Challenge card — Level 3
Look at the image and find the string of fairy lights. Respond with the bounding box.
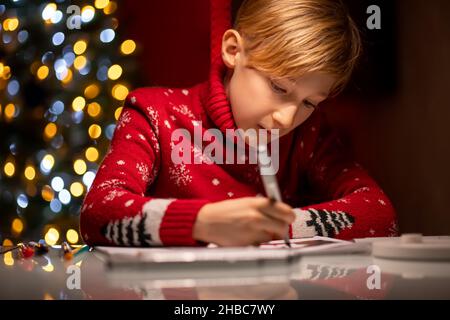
[0,0,138,248]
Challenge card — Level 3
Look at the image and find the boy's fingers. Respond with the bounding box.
[259,203,295,223]
[253,231,273,245]
[257,214,289,238]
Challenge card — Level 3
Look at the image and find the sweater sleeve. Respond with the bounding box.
[79,92,210,247]
[290,112,399,240]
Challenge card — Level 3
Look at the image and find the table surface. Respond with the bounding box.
[1,243,450,300]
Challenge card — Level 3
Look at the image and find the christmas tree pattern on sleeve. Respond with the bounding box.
[291,209,355,238]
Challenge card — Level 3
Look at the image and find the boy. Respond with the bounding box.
[80,0,398,247]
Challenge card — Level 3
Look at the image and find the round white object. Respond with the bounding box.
[372,234,450,261]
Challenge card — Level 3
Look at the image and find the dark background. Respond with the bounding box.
[119,0,450,235]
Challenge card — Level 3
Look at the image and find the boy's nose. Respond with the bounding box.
[271,105,297,129]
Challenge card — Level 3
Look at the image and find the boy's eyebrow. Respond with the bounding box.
[316,93,329,99]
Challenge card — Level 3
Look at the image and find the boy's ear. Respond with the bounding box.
[221,29,245,69]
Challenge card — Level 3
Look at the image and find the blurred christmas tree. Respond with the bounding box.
[0,0,138,245]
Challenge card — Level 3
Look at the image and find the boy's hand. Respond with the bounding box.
[193,197,295,247]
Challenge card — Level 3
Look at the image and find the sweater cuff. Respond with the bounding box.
[160,199,210,246]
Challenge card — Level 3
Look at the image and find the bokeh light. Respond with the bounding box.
[70,182,84,197]
[44,122,57,139]
[4,161,15,177]
[41,185,54,201]
[87,102,101,117]
[24,166,36,180]
[108,64,122,80]
[120,39,136,55]
[85,147,99,162]
[88,124,102,139]
[112,84,128,100]
[72,96,86,111]
[66,229,79,244]
[73,40,87,55]
[12,218,24,234]
[84,83,100,99]
[73,159,87,175]
[44,227,60,246]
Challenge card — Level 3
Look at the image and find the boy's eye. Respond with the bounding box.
[303,100,317,109]
[269,80,288,94]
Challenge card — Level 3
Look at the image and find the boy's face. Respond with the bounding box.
[222,31,336,141]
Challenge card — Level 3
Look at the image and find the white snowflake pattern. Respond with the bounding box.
[117,160,125,165]
[130,96,137,104]
[168,89,174,94]
[309,152,314,159]
[138,134,146,141]
[172,104,196,119]
[136,162,151,183]
[146,106,160,136]
[116,110,131,130]
[182,89,189,96]
[103,189,127,203]
[125,134,132,140]
[150,133,160,153]
[170,115,176,121]
[212,178,220,186]
[124,199,134,207]
[378,199,387,206]
[354,178,360,182]
[369,229,376,235]
[227,192,234,198]
[337,198,350,204]
[164,120,171,129]
[354,187,370,193]
[169,163,192,187]
[364,198,371,203]
[96,179,126,190]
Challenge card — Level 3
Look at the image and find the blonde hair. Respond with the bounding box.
[234,0,362,95]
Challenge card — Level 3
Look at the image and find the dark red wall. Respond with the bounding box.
[119,0,211,87]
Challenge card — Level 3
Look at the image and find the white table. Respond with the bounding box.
[1,239,450,300]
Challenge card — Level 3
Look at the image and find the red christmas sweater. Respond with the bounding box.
[79,57,398,246]
[80,0,398,246]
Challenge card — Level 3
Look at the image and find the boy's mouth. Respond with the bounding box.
[257,124,273,143]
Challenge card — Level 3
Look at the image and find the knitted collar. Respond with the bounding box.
[200,57,237,134]
[200,0,236,134]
